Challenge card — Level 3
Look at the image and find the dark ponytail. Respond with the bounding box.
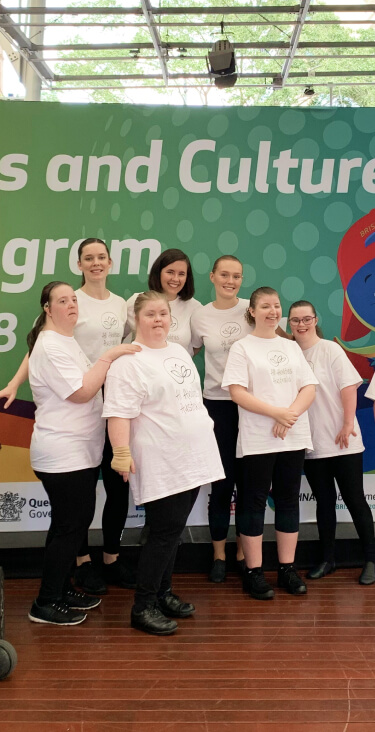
[27,281,70,354]
[77,238,110,286]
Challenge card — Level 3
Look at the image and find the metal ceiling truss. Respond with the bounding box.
[1,1,375,96]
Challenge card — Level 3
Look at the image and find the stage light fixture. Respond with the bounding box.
[304,86,315,96]
[208,40,237,88]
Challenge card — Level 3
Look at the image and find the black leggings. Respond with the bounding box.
[35,467,99,604]
[204,398,240,541]
[238,450,305,537]
[134,487,199,610]
[78,429,130,557]
[304,453,375,563]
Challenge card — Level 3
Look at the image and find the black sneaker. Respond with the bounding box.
[28,600,87,626]
[278,566,307,595]
[158,591,195,618]
[103,560,136,589]
[131,604,178,636]
[359,561,375,585]
[237,558,246,576]
[243,568,274,600]
[209,559,226,583]
[74,562,107,595]
[63,589,102,610]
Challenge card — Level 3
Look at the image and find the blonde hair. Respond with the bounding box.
[245,286,279,326]
[134,290,171,320]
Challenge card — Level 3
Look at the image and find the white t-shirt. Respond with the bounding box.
[302,339,364,459]
[126,293,201,355]
[29,330,105,473]
[365,373,375,401]
[221,334,318,456]
[102,341,224,504]
[74,288,127,363]
[191,299,254,400]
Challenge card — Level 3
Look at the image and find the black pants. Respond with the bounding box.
[78,429,130,557]
[304,453,375,563]
[134,487,199,610]
[35,467,99,604]
[204,398,240,541]
[238,450,305,536]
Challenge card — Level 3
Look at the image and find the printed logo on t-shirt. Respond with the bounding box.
[220,321,241,339]
[101,312,119,330]
[267,350,289,368]
[163,357,195,385]
[267,350,292,384]
[169,316,178,332]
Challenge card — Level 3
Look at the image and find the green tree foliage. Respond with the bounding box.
[42,0,375,106]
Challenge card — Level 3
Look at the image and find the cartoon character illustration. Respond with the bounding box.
[336,209,375,381]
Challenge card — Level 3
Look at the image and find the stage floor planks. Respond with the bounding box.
[1,570,375,731]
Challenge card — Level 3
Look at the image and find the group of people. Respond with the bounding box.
[1,239,375,636]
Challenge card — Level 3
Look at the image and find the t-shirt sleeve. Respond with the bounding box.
[41,341,84,400]
[330,346,363,391]
[190,308,204,349]
[365,373,375,401]
[295,345,319,389]
[102,360,147,419]
[221,341,249,391]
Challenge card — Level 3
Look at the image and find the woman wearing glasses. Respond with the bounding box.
[288,300,375,585]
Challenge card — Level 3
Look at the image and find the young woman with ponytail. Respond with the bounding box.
[26,281,138,625]
[0,238,138,594]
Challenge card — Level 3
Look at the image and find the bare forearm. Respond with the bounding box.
[290,384,316,416]
[340,385,357,426]
[108,417,131,447]
[10,353,29,387]
[68,360,110,403]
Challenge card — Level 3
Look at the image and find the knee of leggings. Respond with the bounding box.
[275,510,299,533]
[238,510,265,537]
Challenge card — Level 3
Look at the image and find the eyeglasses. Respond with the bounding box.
[288,316,316,325]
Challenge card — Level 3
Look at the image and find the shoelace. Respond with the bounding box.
[51,602,70,615]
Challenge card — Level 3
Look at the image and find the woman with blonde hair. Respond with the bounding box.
[103,291,224,635]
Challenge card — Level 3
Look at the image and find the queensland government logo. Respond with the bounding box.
[0,491,26,522]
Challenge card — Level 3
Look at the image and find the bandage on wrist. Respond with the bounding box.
[111,445,132,473]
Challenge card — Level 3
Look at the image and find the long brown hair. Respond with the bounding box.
[27,281,71,354]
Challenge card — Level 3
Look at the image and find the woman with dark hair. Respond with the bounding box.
[289,299,375,584]
[0,238,138,595]
[125,248,200,354]
[191,255,253,582]
[103,291,224,636]
[26,281,137,625]
[222,287,317,600]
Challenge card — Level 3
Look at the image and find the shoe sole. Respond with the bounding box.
[278,583,307,595]
[28,612,87,625]
[306,568,336,580]
[161,608,196,618]
[249,590,274,600]
[67,599,102,610]
[131,620,177,636]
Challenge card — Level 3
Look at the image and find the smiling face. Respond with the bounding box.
[210,259,243,302]
[288,304,318,347]
[77,242,112,283]
[159,260,188,300]
[250,293,282,336]
[135,298,171,346]
[44,284,78,334]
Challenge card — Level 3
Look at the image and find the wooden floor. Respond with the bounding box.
[1,569,375,731]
